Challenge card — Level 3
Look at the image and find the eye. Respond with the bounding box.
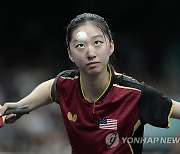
[94,40,103,46]
[75,43,85,48]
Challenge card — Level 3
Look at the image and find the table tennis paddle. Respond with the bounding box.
[0,105,30,128]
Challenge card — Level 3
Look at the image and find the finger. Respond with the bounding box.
[5,114,17,124]
[5,113,23,124]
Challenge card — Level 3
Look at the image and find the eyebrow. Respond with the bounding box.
[92,34,104,39]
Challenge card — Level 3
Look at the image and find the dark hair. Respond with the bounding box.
[66,13,113,48]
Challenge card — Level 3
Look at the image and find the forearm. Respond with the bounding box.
[0,79,55,115]
[18,79,54,110]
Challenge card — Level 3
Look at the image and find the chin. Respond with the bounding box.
[80,64,107,75]
[87,67,106,75]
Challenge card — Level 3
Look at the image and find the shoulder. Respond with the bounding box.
[51,69,79,103]
[55,69,79,80]
[112,68,144,91]
[53,69,79,91]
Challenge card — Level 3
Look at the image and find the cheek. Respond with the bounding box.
[72,53,85,66]
[99,47,111,60]
[98,52,110,65]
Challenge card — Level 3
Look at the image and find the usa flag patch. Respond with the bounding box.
[99,118,118,130]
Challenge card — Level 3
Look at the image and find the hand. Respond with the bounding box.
[5,114,22,124]
[0,102,18,116]
[0,104,7,116]
[0,102,21,124]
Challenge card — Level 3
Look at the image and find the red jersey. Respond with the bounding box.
[51,65,173,154]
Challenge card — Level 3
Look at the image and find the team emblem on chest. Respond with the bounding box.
[67,112,77,122]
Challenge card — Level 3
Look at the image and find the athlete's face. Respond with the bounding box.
[68,24,114,75]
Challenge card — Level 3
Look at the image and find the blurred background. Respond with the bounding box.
[0,0,180,153]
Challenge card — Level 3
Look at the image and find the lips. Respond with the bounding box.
[87,61,100,68]
[87,61,99,65]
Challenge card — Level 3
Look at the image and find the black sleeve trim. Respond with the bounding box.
[51,71,66,104]
[139,84,172,128]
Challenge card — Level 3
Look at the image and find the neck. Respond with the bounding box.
[80,66,111,103]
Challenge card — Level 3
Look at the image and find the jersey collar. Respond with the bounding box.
[79,64,114,103]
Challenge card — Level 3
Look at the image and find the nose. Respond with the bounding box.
[87,46,96,60]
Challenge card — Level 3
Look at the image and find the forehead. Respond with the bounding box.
[72,23,103,38]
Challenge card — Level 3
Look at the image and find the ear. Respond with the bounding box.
[109,41,114,56]
[67,47,74,62]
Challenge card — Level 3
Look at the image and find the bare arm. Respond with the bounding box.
[171,100,180,119]
[0,78,55,116]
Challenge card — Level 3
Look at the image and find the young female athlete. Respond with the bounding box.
[0,13,180,154]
